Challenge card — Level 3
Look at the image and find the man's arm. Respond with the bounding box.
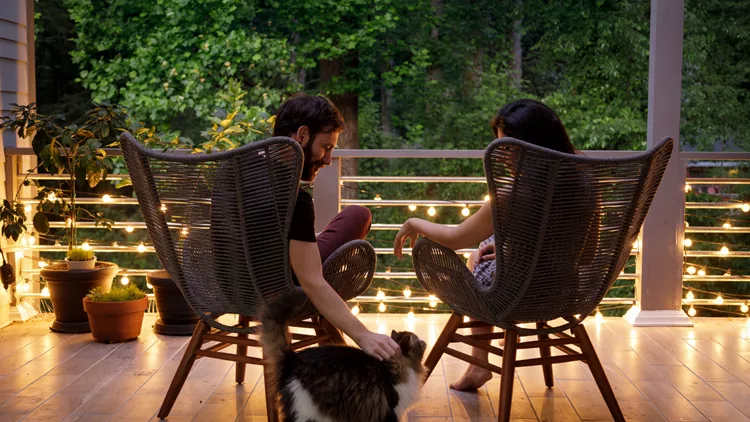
[289,239,400,360]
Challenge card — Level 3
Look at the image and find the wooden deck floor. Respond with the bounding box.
[0,314,749,421]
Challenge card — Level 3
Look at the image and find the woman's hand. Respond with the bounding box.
[394,218,421,260]
[475,242,496,266]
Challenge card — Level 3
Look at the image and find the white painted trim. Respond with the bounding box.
[623,308,693,327]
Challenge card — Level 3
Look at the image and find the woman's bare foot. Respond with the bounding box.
[450,364,493,391]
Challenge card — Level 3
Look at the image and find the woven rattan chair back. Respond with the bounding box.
[483,137,673,324]
[120,133,303,332]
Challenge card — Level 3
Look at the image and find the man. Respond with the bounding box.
[273,93,399,361]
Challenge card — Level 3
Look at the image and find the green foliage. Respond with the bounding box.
[87,284,146,302]
[66,247,94,261]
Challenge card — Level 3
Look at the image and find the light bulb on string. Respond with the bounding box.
[81,242,91,251]
[146,282,153,289]
[180,227,189,236]
[137,243,146,253]
[403,287,412,298]
[463,315,470,323]
[407,309,416,322]
[38,260,48,268]
[574,314,581,319]
[351,304,360,315]
[683,238,692,248]
[66,218,73,228]
[429,295,438,308]
[160,204,167,212]
[112,242,119,247]
[740,303,749,314]
[461,207,470,217]
[633,239,640,249]
[743,203,750,213]
[686,289,695,302]
[483,195,490,202]
[41,286,50,297]
[47,192,57,201]
[23,204,32,213]
[698,268,706,277]
[684,184,692,193]
[725,269,732,276]
[376,289,385,299]
[427,207,436,217]
[378,302,386,313]
[686,266,697,275]
[688,306,697,317]
[28,234,36,245]
[20,282,30,293]
[120,276,130,285]
[723,222,732,229]
[102,194,113,203]
[408,204,417,212]
[595,309,603,322]
[685,221,690,228]
[720,246,729,255]
[374,194,382,201]
[714,294,724,305]
[463,252,471,259]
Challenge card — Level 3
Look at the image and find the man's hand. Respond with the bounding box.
[393,218,420,260]
[475,242,496,266]
[354,331,400,361]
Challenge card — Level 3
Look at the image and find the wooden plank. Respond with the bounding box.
[691,400,750,422]
[557,379,615,421]
[708,382,750,418]
[652,364,724,402]
[685,338,750,385]
[528,397,581,422]
[0,332,74,375]
[486,376,538,420]
[606,350,665,381]
[633,381,707,421]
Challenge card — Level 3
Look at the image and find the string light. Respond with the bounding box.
[698,268,706,277]
[688,306,697,317]
[407,309,416,321]
[160,204,167,212]
[723,222,732,229]
[483,195,490,202]
[685,289,695,302]
[112,242,119,247]
[374,194,382,201]
[38,261,48,268]
[686,266,697,275]
[595,309,603,322]
[47,192,57,201]
[633,239,640,249]
[28,234,36,245]
[378,302,386,312]
[463,315,470,323]
[683,238,693,248]
[463,252,471,259]
[408,204,417,211]
[125,226,135,233]
[146,282,153,289]
[574,314,581,319]
[714,294,724,305]
[427,207,436,217]
[351,304,360,315]
[102,194,113,203]
[137,243,146,253]
[461,207,470,217]
[743,203,750,213]
[81,242,91,251]
[180,227,189,236]
[429,295,438,308]
[724,269,732,276]
[740,303,749,314]
[685,221,690,228]
[403,287,412,298]
[376,289,385,299]
[41,286,50,297]
[23,204,31,212]
[20,283,30,293]
[120,276,130,285]
[66,218,72,227]
[684,184,692,193]
[720,246,729,255]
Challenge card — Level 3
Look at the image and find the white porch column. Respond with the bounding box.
[625,0,691,327]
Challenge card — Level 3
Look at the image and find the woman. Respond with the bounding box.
[393,99,578,391]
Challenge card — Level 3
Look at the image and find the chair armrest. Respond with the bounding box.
[294,239,376,319]
[412,237,492,319]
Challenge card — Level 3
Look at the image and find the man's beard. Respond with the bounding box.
[301,142,325,182]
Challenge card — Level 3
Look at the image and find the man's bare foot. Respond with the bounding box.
[450,364,493,391]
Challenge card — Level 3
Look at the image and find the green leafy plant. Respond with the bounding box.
[66,247,94,261]
[87,284,146,302]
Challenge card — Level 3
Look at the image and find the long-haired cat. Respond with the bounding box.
[261,291,427,422]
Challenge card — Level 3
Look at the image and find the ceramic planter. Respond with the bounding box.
[41,262,119,333]
[148,270,198,335]
[65,257,97,270]
[83,296,148,342]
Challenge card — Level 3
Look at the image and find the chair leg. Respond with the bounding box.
[573,325,625,422]
[157,321,208,419]
[423,312,462,379]
[498,330,518,422]
[263,360,279,422]
[236,315,251,383]
[320,315,346,345]
[536,322,554,388]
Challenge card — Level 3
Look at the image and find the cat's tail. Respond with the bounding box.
[260,289,307,363]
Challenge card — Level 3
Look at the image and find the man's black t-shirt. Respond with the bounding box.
[289,188,316,242]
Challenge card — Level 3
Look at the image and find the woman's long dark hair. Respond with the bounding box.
[491,99,576,154]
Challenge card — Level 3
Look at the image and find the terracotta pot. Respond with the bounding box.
[83,296,148,342]
[65,256,97,270]
[148,270,198,335]
[41,262,119,333]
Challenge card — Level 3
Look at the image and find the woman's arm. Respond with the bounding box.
[393,202,494,259]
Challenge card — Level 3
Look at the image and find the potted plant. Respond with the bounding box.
[0,103,121,333]
[147,270,198,335]
[84,284,148,342]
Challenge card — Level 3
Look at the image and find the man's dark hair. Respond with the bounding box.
[273,93,345,139]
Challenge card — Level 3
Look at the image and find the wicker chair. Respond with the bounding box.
[413,137,674,422]
[119,133,376,421]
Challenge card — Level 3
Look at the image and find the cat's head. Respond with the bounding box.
[391,330,427,364]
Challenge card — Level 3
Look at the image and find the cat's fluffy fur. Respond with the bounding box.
[261,291,427,422]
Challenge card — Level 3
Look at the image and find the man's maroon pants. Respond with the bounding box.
[316,205,372,263]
